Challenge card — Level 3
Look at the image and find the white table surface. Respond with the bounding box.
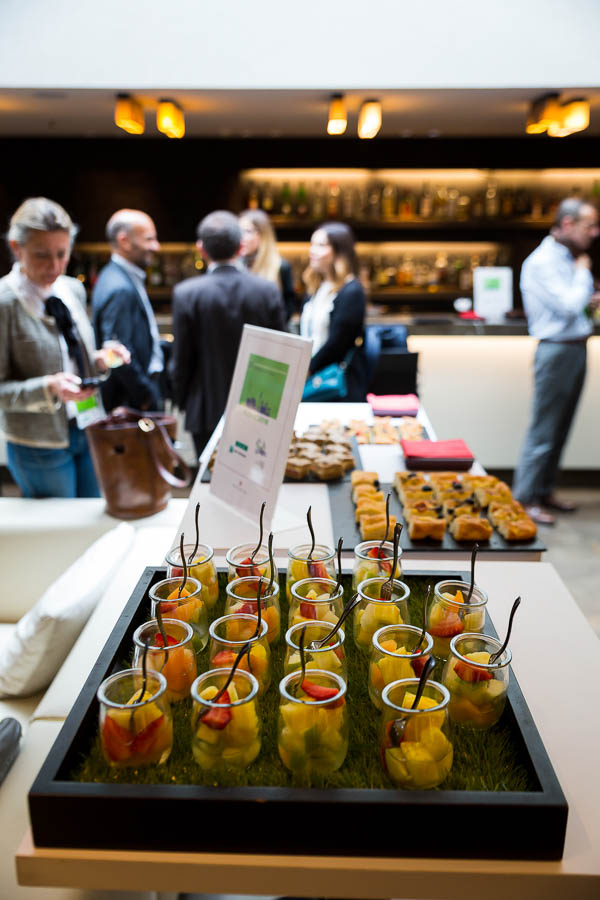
[17,560,600,898]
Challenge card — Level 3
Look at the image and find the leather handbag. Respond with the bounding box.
[86,407,191,519]
[302,347,356,402]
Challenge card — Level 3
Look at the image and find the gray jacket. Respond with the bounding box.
[0,276,97,448]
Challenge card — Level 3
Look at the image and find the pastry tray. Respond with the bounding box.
[329,481,547,554]
[28,567,566,860]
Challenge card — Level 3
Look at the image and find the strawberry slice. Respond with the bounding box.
[152,633,178,647]
[158,600,179,615]
[410,654,430,677]
[308,560,329,579]
[201,690,233,730]
[238,600,264,614]
[211,650,236,667]
[102,715,133,761]
[132,714,165,755]
[428,612,464,638]
[367,547,392,574]
[299,601,317,620]
[236,557,263,577]
[301,678,344,707]
[454,660,493,683]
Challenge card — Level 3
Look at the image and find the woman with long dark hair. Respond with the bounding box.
[300,222,367,401]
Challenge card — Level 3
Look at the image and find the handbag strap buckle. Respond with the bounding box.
[138,417,156,433]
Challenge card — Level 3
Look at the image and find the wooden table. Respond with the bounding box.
[17,561,600,898]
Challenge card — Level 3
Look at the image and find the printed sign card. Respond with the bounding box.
[473,267,513,320]
[210,325,312,530]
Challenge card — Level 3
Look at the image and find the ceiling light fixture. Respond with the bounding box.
[358,100,382,139]
[526,92,590,137]
[114,93,145,135]
[327,94,347,135]
[157,99,185,139]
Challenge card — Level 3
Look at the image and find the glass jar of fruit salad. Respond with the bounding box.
[380,678,453,789]
[369,624,433,711]
[286,543,336,602]
[209,614,271,695]
[226,542,276,585]
[191,668,261,770]
[225,575,281,645]
[354,576,410,652]
[278,669,348,778]
[149,576,208,654]
[97,668,173,768]
[288,577,344,629]
[353,540,402,591]
[165,542,219,611]
[284,621,347,682]
[443,633,511,729]
[132,618,197,703]
[427,580,488,660]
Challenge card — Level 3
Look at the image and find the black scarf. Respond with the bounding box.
[44,296,90,377]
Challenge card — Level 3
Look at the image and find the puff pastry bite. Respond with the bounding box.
[408,516,446,541]
[359,514,397,541]
[449,515,493,542]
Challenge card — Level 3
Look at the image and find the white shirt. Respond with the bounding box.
[300,281,338,355]
[520,235,594,341]
[111,253,164,374]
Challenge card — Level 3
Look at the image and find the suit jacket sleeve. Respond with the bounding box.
[94,288,158,408]
[279,259,297,320]
[268,282,288,333]
[309,280,365,374]
[170,286,196,410]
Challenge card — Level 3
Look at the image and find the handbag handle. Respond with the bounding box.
[137,417,191,489]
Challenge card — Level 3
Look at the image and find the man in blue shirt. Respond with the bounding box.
[513,198,599,525]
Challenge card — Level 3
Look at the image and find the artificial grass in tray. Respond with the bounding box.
[71,572,537,792]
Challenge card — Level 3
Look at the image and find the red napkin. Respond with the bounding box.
[458,311,485,320]
[400,439,474,470]
[367,393,420,417]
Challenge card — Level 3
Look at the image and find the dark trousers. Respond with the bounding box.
[7,421,100,499]
[192,431,213,460]
[513,340,587,505]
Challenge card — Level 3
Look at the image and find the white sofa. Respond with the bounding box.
[0,497,188,900]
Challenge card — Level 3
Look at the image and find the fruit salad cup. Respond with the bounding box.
[427,580,488,660]
[132,619,197,703]
[97,668,173,768]
[166,542,219,612]
[224,575,281,646]
[278,669,348,778]
[286,543,336,602]
[284,621,347,682]
[353,540,403,591]
[191,668,261,770]
[443,633,511,729]
[380,678,453,790]
[369,624,434,711]
[354,576,410,652]
[209,614,272,695]
[226,542,276,585]
[289,577,344,629]
[149,576,208,654]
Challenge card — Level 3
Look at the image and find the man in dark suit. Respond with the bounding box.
[171,210,287,457]
[92,209,164,411]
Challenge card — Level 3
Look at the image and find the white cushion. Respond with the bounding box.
[33,526,176,722]
[0,524,135,699]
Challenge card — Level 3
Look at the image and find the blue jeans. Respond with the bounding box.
[7,422,101,498]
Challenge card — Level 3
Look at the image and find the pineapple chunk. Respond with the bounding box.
[465,651,491,665]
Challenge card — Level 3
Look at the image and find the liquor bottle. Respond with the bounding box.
[456,193,471,220]
[355,186,369,220]
[447,187,459,220]
[326,181,340,218]
[514,188,531,217]
[397,255,415,287]
[147,258,163,288]
[280,181,293,216]
[458,258,473,293]
[163,254,180,287]
[418,183,433,219]
[399,191,416,219]
[296,182,309,217]
[434,185,449,219]
[312,182,325,220]
[382,257,398,286]
[341,184,356,219]
[261,181,275,213]
[180,251,197,279]
[434,251,449,285]
[530,192,543,219]
[381,183,397,219]
[471,190,485,218]
[368,184,382,220]
[450,257,464,287]
[247,182,260,210]
[500,187,514,218]
[484,180,500,217]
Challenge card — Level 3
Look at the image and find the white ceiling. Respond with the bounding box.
[1,88,599,138]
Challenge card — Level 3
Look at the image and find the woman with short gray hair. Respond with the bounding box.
[0,197,129,497]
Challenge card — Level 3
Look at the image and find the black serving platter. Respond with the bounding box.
[28,567,566,860]
[329,481,547,554]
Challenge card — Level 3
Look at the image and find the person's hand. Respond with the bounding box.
[575,253,592,269]
[47,372,95,404]
[95,342,131,371]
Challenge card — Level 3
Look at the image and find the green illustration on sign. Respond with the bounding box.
[239,354,289,420]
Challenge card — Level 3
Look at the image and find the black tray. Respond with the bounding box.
[329,481,547,554]
[28,567,566,860]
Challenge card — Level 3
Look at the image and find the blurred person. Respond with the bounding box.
[92,209,164,411]
[239,208,297,320]
[171,210,287,458]
[300,222,368,401]
[513,197,600,525]
[0,197,129,498]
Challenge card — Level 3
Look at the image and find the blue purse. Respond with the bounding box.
[302,347,355,402]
